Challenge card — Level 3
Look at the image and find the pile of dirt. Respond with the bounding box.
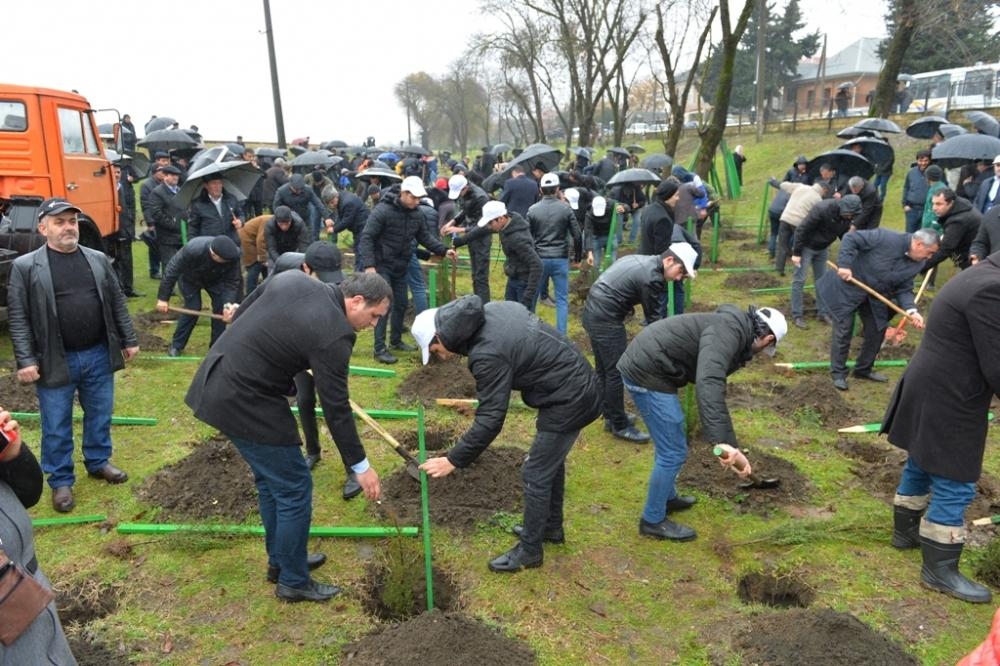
[0,365,39,412]
[135,436,258,522]
[732,607,920,665]
[375,446,524,529]
[135,328,169,352]
[342,609,535,665]
[678,439,810,516]
[723,271,782,290]
[727,376,859,428]
[131,310,175,328]
[397,357,477,405]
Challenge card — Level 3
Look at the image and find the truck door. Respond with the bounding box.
[56,106,117,240]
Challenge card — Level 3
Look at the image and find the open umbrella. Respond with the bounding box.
[481,143,563,192]
[377,152,400,163]
[608,146,631,158]
[626,144,646,154]
[290,151,340,168]
[400,145,429,156]
[836,125,884,139]
[837,82,853,90]
[807,149,874,181]
[570,147,593,158]
[897,73,916,83]
[356,167,402,183]
[931,134,1000,169]
[965,111,1000,138]
[188,146,239,174]
[839,138,894,169]
[175,160,263,208]
[641,153,673,170]
[938,123,967,140]
[854,117,902,134]
[905,116,950,139]
[326,140,348,148]
[137,128,200,154]
[488,143,512,155]
[224,142,246,156]
[606,168,662,186]
[144,116,176,133]
[98,122,133,139]
[255,147,286,159]
[288,145,308,156]
[126,151,150,178]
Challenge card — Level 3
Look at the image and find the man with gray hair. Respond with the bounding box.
[847,175,884,230]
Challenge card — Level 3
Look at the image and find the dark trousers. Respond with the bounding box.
[373,269,409,354]
[518,429,579,557]
[830,301,883,379]
[582,315,629,429]
[114,238,134,293]
[171,280,233,351]
[293,371,320,457]
[468,235,492,303]
[775,221,795,275]
[158,243,181,278]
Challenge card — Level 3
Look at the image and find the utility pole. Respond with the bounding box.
[262,0,286,148]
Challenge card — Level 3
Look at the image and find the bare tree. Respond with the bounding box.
[394,73,442,149]
[438,61,489,158]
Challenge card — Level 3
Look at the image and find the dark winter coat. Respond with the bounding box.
[147,183,185,246]
[527,195,582,260]
[583,254,665,325]
[969,206,1000,261]
[923,195,981,272]
[262,165,288,204]
[815,229,924,330]
[264,212,310,263]
[273,181,325,226]
[451,183,493,256]
[851,180,884,231]
[157,236,242,302]
[616,304,758,446]
[187,191,244,243]
[901,165,929,208]
[639,200,674,255]
[881,252,1000,482]
[331,190,369,238]
[358,186,450,276]
[454,213,542,308]
[792,199,851,255]
[434,297,600,468]
[186,270,367,465]
[499,174,539,218]
[973,175,999,214]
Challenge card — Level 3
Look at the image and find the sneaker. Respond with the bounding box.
[539,297,556,308]
[793,317,808,330]
[390,341,418,352]
[374,351,398,365]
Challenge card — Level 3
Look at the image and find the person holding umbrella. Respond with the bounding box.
[187,173,245,244]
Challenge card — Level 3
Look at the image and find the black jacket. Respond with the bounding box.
[157,236,242,301]
[852,180,884,231]
[8,245,137,387]
[527,195,582,261]
[272,182,325,224]
[617,304,757,446]
[358,186,450,276]
[583,254,665,325]
[792,199,851,255]
[434,297,600,468]
[331,191,369,237]
[924,196,981,272]
[451,184,493,256]
[264,212,311,263]
[499,175,539,218]
[187,191,245,243]
[148,183,185,246]
[456,213,542,308]
[185,270,367,465]
[639,200,674,255]
[969,206,1000,261]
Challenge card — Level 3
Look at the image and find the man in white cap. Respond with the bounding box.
[526,172,582,333]
[617,304,787,542]
[411,295,600,573]
[582,244,697,444]
[446,173,493,303]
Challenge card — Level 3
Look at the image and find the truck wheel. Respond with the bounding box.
[77,216,105,253]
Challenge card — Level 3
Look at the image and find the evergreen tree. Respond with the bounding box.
[878,0,1000,73]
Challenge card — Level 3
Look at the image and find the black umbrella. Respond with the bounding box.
[938,123,967,140]
[288,145,308,156]
[175,160,263,208]
[854,117,902,134]
[905,116,949,139]
[606,168,662,186]
[327,140,348,148]
[98,122,133,138]
[641,153,674,170]
[965,111,1000,138]
[356,167,402,183]
[224,142,246,156]
[807,149,874,181]
[489,143,563,188]
[137,128,200,154]
[400,144,430,156]
[144,116,176,133]
[188,146,236,174]
[608,146,631,158]
[931,134,1000,169]
[570,147,593,158]
[255,147,286,159]
[290,151,341,168]
[126,151,150,178]
[838,138,894,169]
[837,82,853,90]
[836,125,883,139]
[626,144,646,154]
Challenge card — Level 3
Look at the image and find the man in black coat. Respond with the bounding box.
[846,176,884,230]
[583,244,697,444]
[617,305,786,541]
[498,165,539,218]
[264,205,311,267]
[147,165,186,274]
[816,228,939,391]
[413,296,601,572]
[447,174,493,303]
[922,187,981,273]
[112,160,141,297]
[638,180,701,318]
[880,252,1000,604]
[186,271,391,602]
[358,177,456,364]
[325,188,369,269]
[273,173,332,240]
[969,205,1000,264]
[139,156,171,278]
[187,174,245,244]
[156,235,242,354]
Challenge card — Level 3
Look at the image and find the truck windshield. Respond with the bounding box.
[58,107,101,155]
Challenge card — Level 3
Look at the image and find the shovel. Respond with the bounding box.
[349,399,422,481]
[883,268,934,347]
[825,261,919,325]
[713,445,780,490]
[167,305,226,321]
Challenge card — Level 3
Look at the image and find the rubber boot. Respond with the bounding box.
[920,537,992,604]
[892,506,922,549]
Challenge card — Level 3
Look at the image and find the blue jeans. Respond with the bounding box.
[245,262,265,297]
[874,174,890,201]
[36,343,115,488]
[230,436,313,587]
[624,379,688,524]
[407,254,428,315]
[904,206,924,233]
[534,258,569,333]
[504,277,535,311]
[896,457,976,526]
[592,236,617,270]
[518,429,579,557]
[628,210,641,243]
[791,246,828,319]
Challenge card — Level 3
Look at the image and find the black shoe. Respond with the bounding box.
[511,524,565,544]
[920,538,992,603]
[374,351,398,364]
[390,341,418,352]
[853,371,888,383]
[267,553,328,584]
[603,414,638,432]
[52,486,75,513]
[342,472,362,501]
[639,518,697,541]
[612,426,651,443]
[124,290,144,298]
[305,453,320,470]
[818,314,834,325]
[150,274,161,280]
[832,377,849,391]
[666,495,697,512]
[87,463,129,484]
[167,347,182,358]
[275,579,341,602]
[793,317,808,330]
[488,544,543,573]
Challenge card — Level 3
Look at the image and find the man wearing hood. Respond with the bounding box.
[922,188,981,274]
[413,296,601,573]
[617,305,787,541]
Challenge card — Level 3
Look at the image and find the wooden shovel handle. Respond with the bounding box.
[825,261,913,320]
[348,399,420,465]
[167,305,225,321]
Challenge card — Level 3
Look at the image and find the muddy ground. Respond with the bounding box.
[397,357,477,405]
[56,577,129,665]
[0,363,39,413]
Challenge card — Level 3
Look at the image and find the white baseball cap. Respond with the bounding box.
[411,308,439,365]
[592,196,607,216]
[668,242,698,279]
[540,172,560,188]
[447,174,468,200]
[755,307,788,357]
[564,188,580,210]
[400,176,427,197]
[478,200,508,227]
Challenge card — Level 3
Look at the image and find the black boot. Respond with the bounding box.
[892,506,922,549]
[342,464,362,501]
[920,538,992,603]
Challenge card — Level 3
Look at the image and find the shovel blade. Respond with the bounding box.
[738,476,781,490]
[405,461,422,481]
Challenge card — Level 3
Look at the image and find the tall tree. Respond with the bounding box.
[870,0,919,117]
[877,0,1000,73]
[394,73,442,149]
[438,63,489,158]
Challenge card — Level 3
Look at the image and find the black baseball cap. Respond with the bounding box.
[37,197,81,220]
[303,241,344,284]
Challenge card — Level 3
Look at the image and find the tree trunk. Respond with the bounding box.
[871,0,919,118]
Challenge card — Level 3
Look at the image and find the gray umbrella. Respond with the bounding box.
[905,116,950,139]
[608,146,631,158]
[488,143,512,155]
[838,138,894,169]
[606,168,662,186]
[255,147,286,159]
[144,116,176,133]
[836,125,883,139]
[401,144,430,156]
[288,145,308,156]
[931,134,1000,169]
[641,153,674,170]
[291,151,340,168]
[189,146,241,174]
[356,167,402,183]
[327,140,348,148]
[175,160,263,208]
[854,117,902,134]
[965,111,1000,138]
[126,151,150,178]
[807,149,875,181]
[626,144,646,154]
[938,123,967,140]
[897,73,916,83]
[137,128,200,154]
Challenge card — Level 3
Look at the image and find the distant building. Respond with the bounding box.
[787,37,883,116]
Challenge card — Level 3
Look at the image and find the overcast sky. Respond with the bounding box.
[4,0,886,146]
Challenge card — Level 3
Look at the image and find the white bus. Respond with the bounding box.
[905,61,1000,113]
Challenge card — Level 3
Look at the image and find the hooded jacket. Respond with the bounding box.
[923,195,981,272]
[359,185,450,276]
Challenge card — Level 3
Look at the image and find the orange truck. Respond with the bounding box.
[0,83,121,309]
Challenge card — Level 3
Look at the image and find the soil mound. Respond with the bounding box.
[376,446,524,529]
[733,607,919,665]
[723,271,781,290]
[134,328,169,352]
[0,364,39,412]
[397,357,477,405]
[779,375,859,426]
[135,436,258,522]
[342,609,535,665]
